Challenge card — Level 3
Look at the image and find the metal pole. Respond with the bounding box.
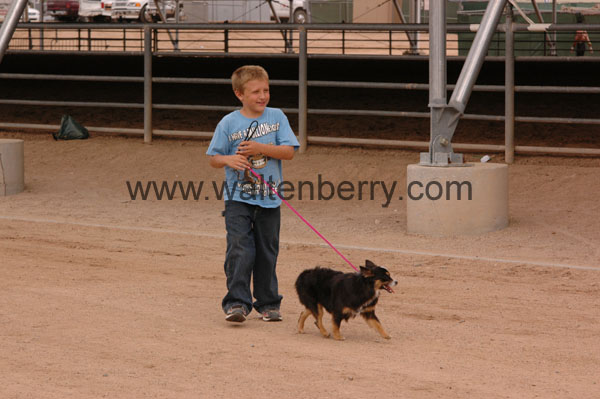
[0,0,30,64]
[392,0,417,51]
[40,0,45,50]
[224,21,229,53]
[152,0,177,48]
[429,0,446,108]
[298,27,307,153]
[449,0,507,113]
[266,0,292,50]
[144,26,153,143]
[421,0,448,165]
[415,0,421,51]
[552,0,557,53]
[505,4,515,164]
[288,0,293,50]
[530,0,555,55]
[409,0,418,54]
[175,0,180,50]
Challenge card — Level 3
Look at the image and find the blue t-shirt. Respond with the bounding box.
[207,107,300,208]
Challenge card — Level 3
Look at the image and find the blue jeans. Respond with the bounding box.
[222,200,282,315]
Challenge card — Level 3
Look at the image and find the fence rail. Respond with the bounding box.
[7,22,600,56]
[1,22,600,159]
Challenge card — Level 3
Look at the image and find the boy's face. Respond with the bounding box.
[235,78,270,118]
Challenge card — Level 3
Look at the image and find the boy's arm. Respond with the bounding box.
[209,154,251,170]
[236,141,295,160]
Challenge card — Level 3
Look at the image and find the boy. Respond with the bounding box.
[207,65,299,323]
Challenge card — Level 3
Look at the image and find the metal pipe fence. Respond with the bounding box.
[1,22,600,158]
[6,22,600,56]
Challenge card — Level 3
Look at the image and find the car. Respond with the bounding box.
[46,0,79,21]
[270,0,307,24]
[19,6,40,22]
[112,0,176,23]
[27,7,40,21]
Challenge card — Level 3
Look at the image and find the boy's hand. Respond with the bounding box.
[226,154,251,171]
[237,141,264,157]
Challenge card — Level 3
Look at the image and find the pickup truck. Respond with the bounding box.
[46,0,79,21]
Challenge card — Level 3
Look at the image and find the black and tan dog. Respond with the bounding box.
[295,260,397,341]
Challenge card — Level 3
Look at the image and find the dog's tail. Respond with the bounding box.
[295,268,320,316]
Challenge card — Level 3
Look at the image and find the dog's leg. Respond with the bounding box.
[316,304,330,338]
[361,310,391,339]
[297,308,312,334]
[331,313,345,341]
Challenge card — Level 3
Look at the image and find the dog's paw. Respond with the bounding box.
[333,334,345,341]
[383,335,392,340]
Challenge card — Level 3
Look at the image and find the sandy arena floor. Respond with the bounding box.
[0,132,599,398]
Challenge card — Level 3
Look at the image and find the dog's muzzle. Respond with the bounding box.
[382,280,398,293]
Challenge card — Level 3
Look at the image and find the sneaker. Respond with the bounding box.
[225,306,246,323]
[262,309,282,322]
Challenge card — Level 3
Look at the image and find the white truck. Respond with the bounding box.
[100,0,113,20]
[78,0,105,21]
[111,0,177,22]
[270,0,307,23]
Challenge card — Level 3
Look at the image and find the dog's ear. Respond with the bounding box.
[360,266,374,277]
[365,259,376,268]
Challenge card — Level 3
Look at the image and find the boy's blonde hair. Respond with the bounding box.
[231,65,269,94]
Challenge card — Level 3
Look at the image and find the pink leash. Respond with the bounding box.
[249,168,358,272]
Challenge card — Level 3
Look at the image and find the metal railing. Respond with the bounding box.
[7,21,600,56]
[1,22,600,160]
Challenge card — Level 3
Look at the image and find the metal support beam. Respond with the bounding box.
[421,0,455,165]
[266,0,293,53]
[530,0,555,55]
[298,27,307,153]
[153,0,178,50]
[144,26,153,143]
[505,4,515,163]
[391,0,417,52]
[552,0,557,54]
[288,0,293,49]
[421,0,508,166]
[409,0,420,54]
[0,0,29,64]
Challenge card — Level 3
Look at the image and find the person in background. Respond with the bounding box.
[571,13,593,56]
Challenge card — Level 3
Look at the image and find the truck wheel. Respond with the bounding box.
[140,4,153,23]
[293,8,307,24]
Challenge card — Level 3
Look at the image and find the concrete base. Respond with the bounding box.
[406,163,508,236]
[0,139,25,196]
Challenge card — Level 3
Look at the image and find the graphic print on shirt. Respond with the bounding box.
[235,134,277,198]
[228,122,281,143]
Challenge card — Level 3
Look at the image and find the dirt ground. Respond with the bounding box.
[0,131,599,398]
